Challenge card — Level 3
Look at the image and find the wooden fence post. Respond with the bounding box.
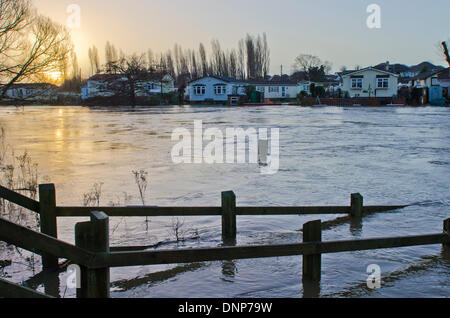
[303,220,322,281]
[222,191,237,246]
[350,193,363,218]
[444,219,450,250]
[39,184,58,270]
[75,211,110,298]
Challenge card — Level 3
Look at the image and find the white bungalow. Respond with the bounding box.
[188,76,247,103]
[3,83,58,101]
[341,67,399,98]
[249,79,309,99]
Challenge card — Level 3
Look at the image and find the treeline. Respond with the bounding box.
[87,33,270,82]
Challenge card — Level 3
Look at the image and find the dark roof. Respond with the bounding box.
[374,63,410,74]
[337,70,357,77]
[436,67,450,80]
[412,68,444,81]
[290,71,307,82]
[247,78,300,86]
[88,72,171,82]
[188,75,246,84]
[340,67,398,77]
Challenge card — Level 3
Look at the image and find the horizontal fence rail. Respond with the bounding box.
[0,217,95,268]
[97,233,449,268]
[54,205,407,217]
[0,185,39,213]
[0,278,53,299]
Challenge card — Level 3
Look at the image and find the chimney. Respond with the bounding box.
[385,61,390,71]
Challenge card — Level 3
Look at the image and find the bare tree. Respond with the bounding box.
[104,41,118,73]
[245,34,256,79]
[60,52,81,92]
[1,13,72,98]
[0,0,31,74]
[199,42,208,77]
[211,39,223,76]
[228,50,237,79]
[237,39,246,79]
[442,41,450,67]
[293,54,331,82]
[293,54,321,81]
[147,48,155,71]
[88,45,100,75]
[190,50,199,79]
[107,54,149,106]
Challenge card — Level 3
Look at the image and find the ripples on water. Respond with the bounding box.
[0,105,449,298]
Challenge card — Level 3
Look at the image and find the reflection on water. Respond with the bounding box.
[222,260,237,282]
[0,105,449,298]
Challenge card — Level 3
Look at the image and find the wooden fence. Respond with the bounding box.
[0,184,448,298]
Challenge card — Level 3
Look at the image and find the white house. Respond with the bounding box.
[83,73,175,100]
[249,79,309,99]
[341,67,399,98]
[188,76,247,103]
[2,83,58,101]
[410,68,448,89]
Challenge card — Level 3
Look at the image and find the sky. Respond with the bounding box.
[33,0,450,77]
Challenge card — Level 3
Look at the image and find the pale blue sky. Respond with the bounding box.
[34,0,450,75]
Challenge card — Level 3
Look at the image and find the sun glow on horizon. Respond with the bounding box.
[44,71,64,85]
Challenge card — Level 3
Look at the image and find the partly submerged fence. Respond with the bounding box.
[0,184,449,298]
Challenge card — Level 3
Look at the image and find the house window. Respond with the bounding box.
[269,86,279,93]
[194,85,205,95]
[256,86,265,93]
[351,78,363,89]
[214,85,226,95]
[377,78,389,89]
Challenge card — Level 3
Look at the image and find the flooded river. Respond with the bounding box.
[0,105,449,298]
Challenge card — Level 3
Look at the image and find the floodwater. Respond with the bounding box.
[0,105,449,298]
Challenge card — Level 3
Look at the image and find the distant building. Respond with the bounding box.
[2,83,58,101]
[410,68,448,88]
[187,76,247,103]
[409,67,450,104]
[375,61,445,79]
[248,79,309,99]
[82,73,175,100]
[341,67,399,98]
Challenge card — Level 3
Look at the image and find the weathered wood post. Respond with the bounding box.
[75,211,110,298]
[444,218,450,250]
[222,191,237,246]
[302,220,322,281]
[39,184,58,270]
[350,193,364,218]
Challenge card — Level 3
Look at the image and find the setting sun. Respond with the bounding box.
[45,71,63,84]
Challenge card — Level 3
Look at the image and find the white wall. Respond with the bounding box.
[342,69,398,98]
[189,77,246,102]
[256,84,305,99]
